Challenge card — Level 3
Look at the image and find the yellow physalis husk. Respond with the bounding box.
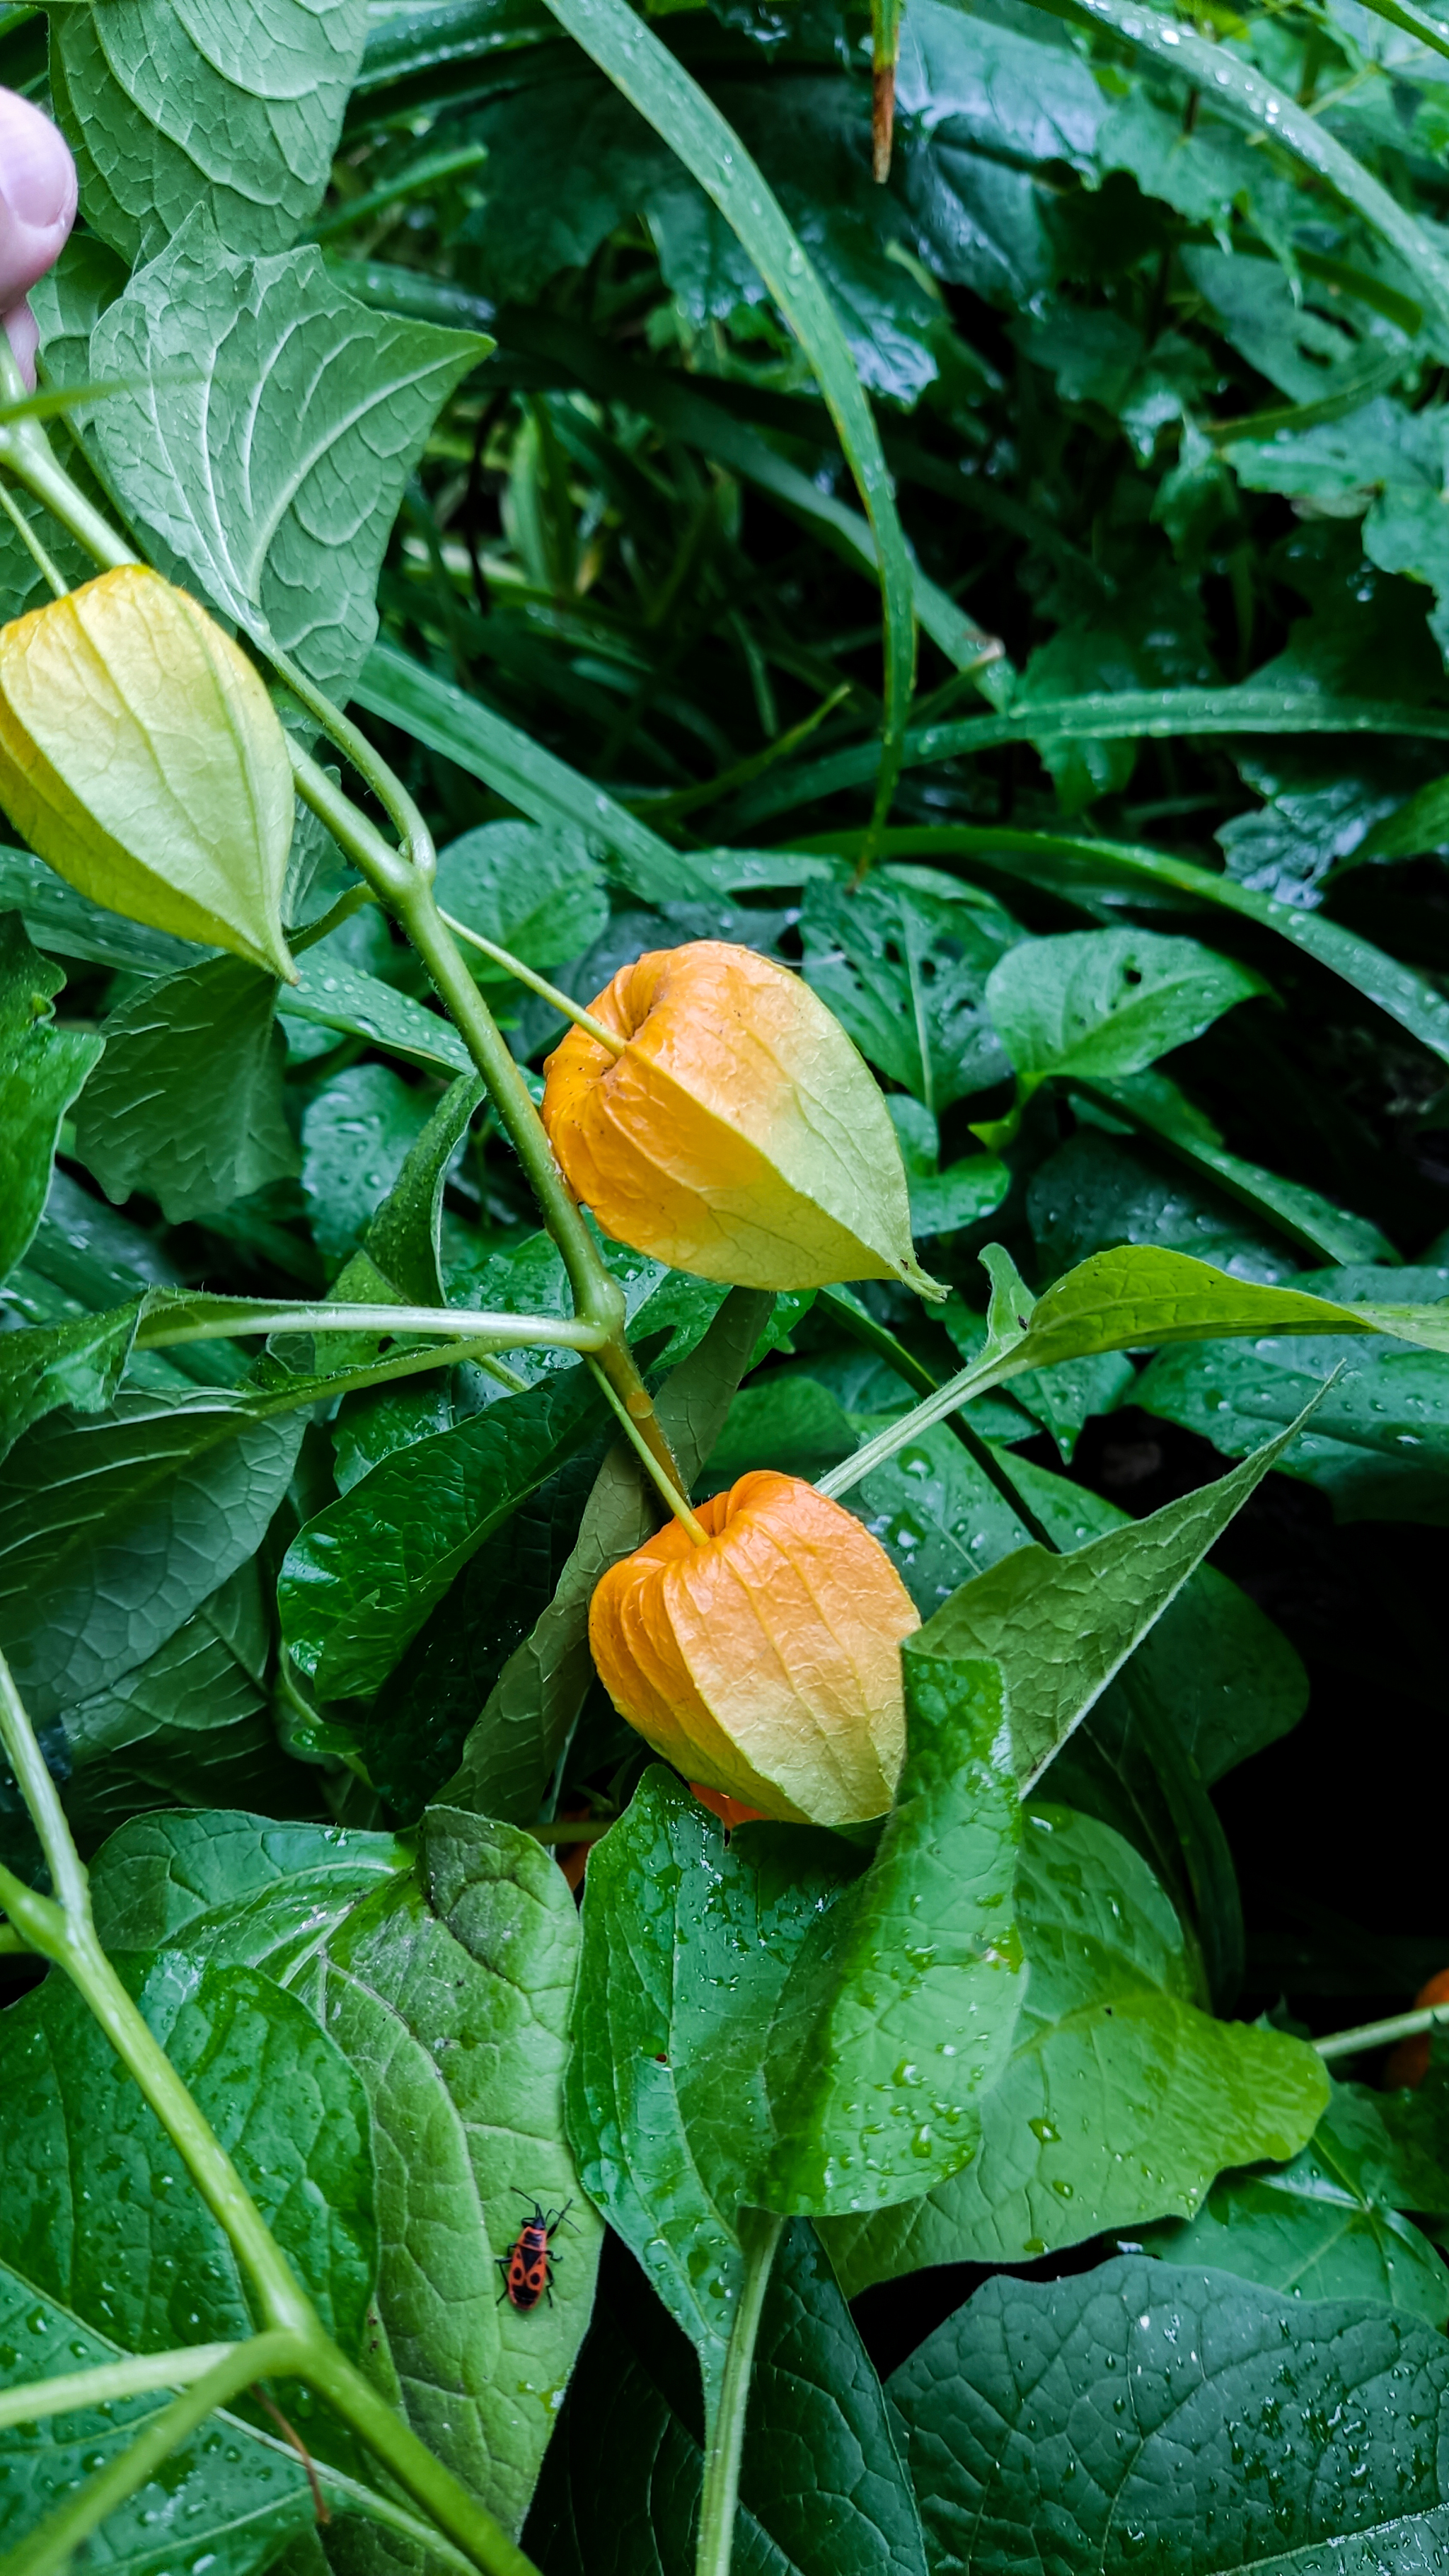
[0,565,296,978]
[589,1469,921,1826]
[542,939,943,1296]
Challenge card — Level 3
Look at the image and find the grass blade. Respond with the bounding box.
[533,0,921,834]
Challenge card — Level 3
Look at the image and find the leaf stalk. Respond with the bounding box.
[695,2210,783,2576]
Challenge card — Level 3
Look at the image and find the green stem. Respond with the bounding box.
[303,2343,542,2576]
[0,2333,308,2576]
[815,1286,1059,1550]
[1315,2004,1449,2062]
[272,640,437,881]
[696,2211,783,2576]
[0,1922,30,1955]
[438,906,626,1054]
[0,1651,318,2340]
[587,1357,710,1544]
[0,1651,87,1914]
[136,1300,609,1356]
[0,2344,238,2431]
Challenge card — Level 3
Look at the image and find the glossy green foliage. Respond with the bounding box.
[0,914,102,1281]
[0,1948,376,2352]
[825,1804,1327,2289]
[6,0,1449,2552]
[526,2225,927,2575]
[0,2266,319,2576]
[74,958,299,1224]
[90,219,488,698]
[1147,2078,1449,2323]
[565,1658,1024,2408]
[889,2256,1449,2573]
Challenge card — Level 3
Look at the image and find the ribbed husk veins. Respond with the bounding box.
[541,940,942,1295]
[0,566,295,978]
[589,1469,920,1826]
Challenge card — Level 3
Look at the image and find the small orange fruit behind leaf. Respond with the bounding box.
[541,940,943,1298]
[589,1469,920,1827]
[1385,1968,1449,2088]
[0,565,296,979]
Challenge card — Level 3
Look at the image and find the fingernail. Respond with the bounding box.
[0,100,75,233]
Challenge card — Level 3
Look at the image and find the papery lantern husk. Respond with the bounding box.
[589,1470,920,1826]
[541,940,942,1297]
[0,565,296,978]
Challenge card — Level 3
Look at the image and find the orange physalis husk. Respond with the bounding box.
[541,939,944,1298]
[589,1470,920,1827]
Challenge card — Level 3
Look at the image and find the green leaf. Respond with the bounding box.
[283,949,474,1078]
[798,873,1017,1113]
[91,217,487,699]
[0,842,202,978]
[825,1803,1327,2291]
[88,1806,410,1973]
[434,821,609,983]
[703,1374,858,1488]
[73,957,298,1225]
[791,817,1449,1075]
[366,1073,483,1305]
[0,2267,318,2576]
[1147,2080,1449,2324]
[1068,1068,1395,1267]
[0,1394,303,1724]
[532,0,921,816]
[51,0,369,260]
[354,642,712,908]
[0,915,103,1283]
[984,928,1266,1099]
[525,2222,929,2575]
[909,1403,1321,1792]
[887,2253,1449,2575]
[278,1361,604,1699]
[1027,1128,1298,1287]
[1003,1242,1449,1377]
[311,1807,602,2539]
[761,1653,1025,2213]
[567,1654,1024,2401]
[1066,0,1449,333]
[444,1286,772,1823]
[0,1304,138,1465]
[0,1948,376,2356]
[886,1101,1011,1241]
[301,1062,436,1271]
[56,1563,302,1847]
[1139,1264,1449,1520]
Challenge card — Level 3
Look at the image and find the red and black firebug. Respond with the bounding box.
[497,2194,573,2311]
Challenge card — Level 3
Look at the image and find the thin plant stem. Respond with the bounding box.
[587,1357,710,1544]
[302,2343,543,2576]
[290,881,379,951]
[0,2344,238,2431]
[0,1922,30,1955]
[0,1652,318,2340]
[0,2333,308,2576]
[270,635,437,880]
[438,906,627,1054]
[1315,2003,1449,2062]
[0,473,67,595]
[135,1300,609,1356]
[695,2211,783,2576]
[816,1286,1060,1549]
